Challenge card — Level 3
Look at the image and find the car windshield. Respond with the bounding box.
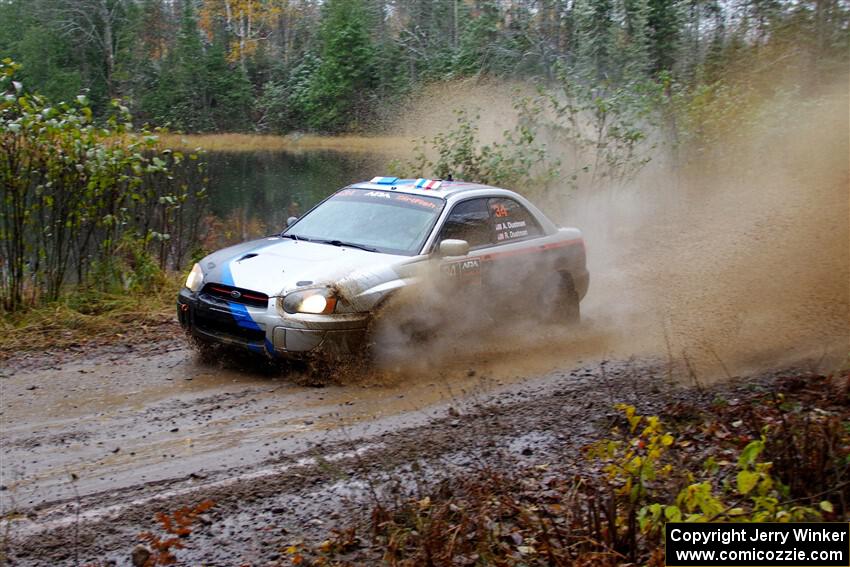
[283,188,445,256]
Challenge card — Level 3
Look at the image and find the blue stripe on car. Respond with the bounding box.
[217,239,286,357]
[220,254,265,336]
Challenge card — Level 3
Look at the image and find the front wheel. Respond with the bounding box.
[365,293,435,367]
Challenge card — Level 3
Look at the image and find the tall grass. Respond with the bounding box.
[157,133,410,155]
[0,276,183,358]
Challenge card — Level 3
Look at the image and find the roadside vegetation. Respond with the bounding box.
[0,59,208,355]
[0,276,182,359]
[157,133,409,155]
[281,371,849,566]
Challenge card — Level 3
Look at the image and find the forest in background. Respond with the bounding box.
[1,0,847,134]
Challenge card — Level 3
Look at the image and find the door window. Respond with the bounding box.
[488,197,542,243]
[438,198,492,249]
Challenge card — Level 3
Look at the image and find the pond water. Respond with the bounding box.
[204,149,387,236]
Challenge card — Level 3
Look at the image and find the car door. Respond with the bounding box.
[434,195,546,313]
[435,198,492,289]
[479,197,548,316]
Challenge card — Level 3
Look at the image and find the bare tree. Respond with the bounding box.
[45,0,128,98]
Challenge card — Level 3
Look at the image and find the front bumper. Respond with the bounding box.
[177,288,369,359]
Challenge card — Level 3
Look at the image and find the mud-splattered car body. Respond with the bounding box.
[177,178,589,360]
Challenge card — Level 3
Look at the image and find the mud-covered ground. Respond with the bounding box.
[1,328,822,567]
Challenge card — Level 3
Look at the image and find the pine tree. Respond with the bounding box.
[303,0,377,132]
[144,0,211,131]
[0,0,83,104]
[574,0,618,81]
[620,0,653,79]
[206,38,253,131]
[647,0,682,73]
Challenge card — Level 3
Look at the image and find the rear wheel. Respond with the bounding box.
[553,272,581,325]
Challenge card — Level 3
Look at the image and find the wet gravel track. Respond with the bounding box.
[0,338,787,566]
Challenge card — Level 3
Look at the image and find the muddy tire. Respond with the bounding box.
[366,294,433,365]
[554,272,581,325]
[295,353,367,386]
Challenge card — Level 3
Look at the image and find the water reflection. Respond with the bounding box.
[205,150,384,236]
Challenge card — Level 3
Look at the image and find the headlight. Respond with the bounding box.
[282,288,338,315]
[185,263,204,292]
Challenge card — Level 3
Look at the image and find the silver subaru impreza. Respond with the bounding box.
[177,177,588,361]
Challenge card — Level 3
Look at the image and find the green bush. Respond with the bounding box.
[0,59,207,312]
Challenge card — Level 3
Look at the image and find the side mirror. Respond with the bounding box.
[439,239,470,257]
[286,216,298,227]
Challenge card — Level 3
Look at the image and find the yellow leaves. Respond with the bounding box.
[736,470,760,495]
[615,402,635,416]
[285,544,305,564]
[737,437,765,469]
[663,505,682,522]
[617,403,642,433]
[199,0,284,63]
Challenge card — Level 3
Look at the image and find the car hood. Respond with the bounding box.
[200,237,413,299]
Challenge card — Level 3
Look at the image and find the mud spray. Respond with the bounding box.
[373,72,849,384]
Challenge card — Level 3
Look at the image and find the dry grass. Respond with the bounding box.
[0,277,183,360]
[157,133,411,155]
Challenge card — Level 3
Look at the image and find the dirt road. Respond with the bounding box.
[1,312,842,567]
[0,321,728,566]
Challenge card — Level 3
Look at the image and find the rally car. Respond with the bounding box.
[177,177,589,361]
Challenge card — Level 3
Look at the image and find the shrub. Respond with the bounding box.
[0,59,208,311]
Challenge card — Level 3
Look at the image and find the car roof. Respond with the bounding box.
[347,179,501,199]
[343,177,560,238]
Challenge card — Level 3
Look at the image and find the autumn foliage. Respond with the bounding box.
[138,500,216,566]
[286,372,849,566]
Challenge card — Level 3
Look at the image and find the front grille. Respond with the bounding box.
[193,311,266,343]
[201,283,269,308]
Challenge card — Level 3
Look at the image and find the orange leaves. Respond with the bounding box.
[137,499,215,566]
[199,0,284,64]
